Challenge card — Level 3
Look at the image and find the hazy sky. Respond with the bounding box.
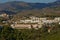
[0,0,57,3]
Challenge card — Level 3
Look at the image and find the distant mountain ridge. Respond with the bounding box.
[0,0,60,14]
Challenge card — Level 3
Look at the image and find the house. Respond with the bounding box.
[0,13,9,18]
[38,21,44,28]
[11,23,40,29]
[42,20,54,24]
[20,19,32,23]
[54,17,60,22]
[39,18,47,21]
[58,21,60,25]
[11,24,31,29]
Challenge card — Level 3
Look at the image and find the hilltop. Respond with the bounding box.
[0,0,60,16]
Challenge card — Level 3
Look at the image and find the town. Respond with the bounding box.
[0,13,60,33]
[0,0,60,40]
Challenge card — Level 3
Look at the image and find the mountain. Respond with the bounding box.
[0,1,60,15]
[0,1,49,10]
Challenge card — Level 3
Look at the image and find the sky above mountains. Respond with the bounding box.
[0,0,57,3]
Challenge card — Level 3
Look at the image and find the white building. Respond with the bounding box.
[20,19,32,23]
[11,23,42,29]
[0,13,9,17]
[11,24,31,29]
[42,20,54,24]
[54,17,60,22]
[39,18,47,21]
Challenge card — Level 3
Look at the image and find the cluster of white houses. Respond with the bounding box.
[0,13,9,18]
[11,16,60,30]
[0,13,60,33]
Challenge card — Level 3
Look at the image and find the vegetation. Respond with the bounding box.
[0,24,60,40]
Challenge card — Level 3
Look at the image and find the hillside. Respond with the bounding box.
[0,0,60,15]
[0,0,60,20]
[14,6,60,18]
